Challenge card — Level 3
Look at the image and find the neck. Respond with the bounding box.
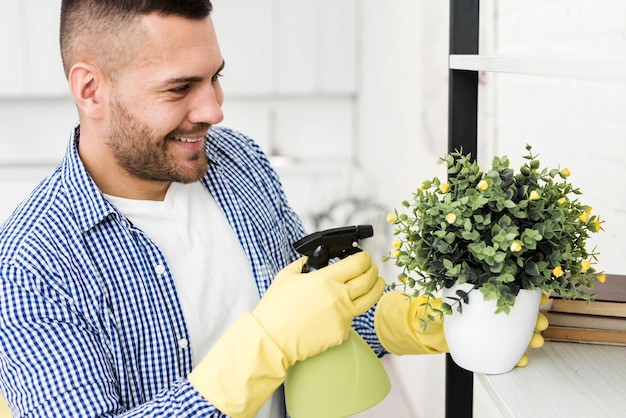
[77,124,171,201]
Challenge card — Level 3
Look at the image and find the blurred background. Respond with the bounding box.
[1,0,625,416]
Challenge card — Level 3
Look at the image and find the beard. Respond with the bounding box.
[106,96,210,184]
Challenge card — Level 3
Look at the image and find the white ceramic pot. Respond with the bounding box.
[442,282,542,374]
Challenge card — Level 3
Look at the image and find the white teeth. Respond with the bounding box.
[176,137,202,143]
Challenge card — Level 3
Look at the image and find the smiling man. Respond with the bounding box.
[0,1,389,417]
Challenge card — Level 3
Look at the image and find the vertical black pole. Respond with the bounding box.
[446,1,479,418]
[448,0,479,157]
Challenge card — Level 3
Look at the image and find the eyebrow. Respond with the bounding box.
[162,60,226,86]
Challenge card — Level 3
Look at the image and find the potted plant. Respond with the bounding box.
[385,144,605,373]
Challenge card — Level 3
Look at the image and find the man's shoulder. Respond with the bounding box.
[0,169,76,261]
[207,125,252,143]
[206,126,267,161]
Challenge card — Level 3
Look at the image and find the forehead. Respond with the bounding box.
[131,14,222,82]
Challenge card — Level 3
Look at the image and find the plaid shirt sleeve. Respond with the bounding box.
[1,263,218,417]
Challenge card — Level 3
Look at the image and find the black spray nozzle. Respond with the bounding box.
[293,225,374,273]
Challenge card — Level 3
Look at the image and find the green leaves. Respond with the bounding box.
[520,228,542,250]
[386,144,605,320]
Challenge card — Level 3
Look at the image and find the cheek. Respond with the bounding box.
[139,104,188,135]
[114,84,185,134]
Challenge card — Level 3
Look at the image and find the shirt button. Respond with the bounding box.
[155,264,166,275]
[178,338,189,349]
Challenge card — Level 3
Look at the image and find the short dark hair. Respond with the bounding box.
[60,0,213,77]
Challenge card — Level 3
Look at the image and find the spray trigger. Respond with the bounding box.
[293,225,374,273]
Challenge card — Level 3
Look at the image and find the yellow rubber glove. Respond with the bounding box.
[374,291,449,355]
[0,394,9,418]
[189,252,385,418]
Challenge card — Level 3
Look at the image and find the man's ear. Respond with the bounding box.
[68,62,108,119]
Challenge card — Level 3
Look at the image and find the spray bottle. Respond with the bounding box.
[284,225,391,418]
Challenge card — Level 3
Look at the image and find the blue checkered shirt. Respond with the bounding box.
[0,125,384,417]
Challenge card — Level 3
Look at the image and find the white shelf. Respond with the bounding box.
[449,55,626,81]
[476,342,626,417]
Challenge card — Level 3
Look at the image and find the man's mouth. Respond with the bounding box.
[174,136,203,143]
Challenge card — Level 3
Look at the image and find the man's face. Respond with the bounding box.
[104,14,225,184]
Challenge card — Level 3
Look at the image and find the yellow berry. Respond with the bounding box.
[535,313,549,331]
[590,219,601,232]
[529,332,545,348]
[581,261,591,272]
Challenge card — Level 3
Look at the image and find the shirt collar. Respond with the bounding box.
[60,124,119,233]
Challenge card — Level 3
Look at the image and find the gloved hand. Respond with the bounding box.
[253,251,385,365]
[374,292,449,355]
[374,291,550,365]
[0,394,9,417]
[189,252,385,418]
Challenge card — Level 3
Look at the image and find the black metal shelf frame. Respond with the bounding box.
[446,1,479,417]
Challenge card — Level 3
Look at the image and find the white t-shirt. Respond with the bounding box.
[105,181,283,417]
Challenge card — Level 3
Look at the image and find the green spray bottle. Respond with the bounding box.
[284,225,391,418]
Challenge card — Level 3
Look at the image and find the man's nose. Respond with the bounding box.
[188,84,224,126]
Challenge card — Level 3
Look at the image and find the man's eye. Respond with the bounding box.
[211,72,223,83]
[170,84,191,94]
